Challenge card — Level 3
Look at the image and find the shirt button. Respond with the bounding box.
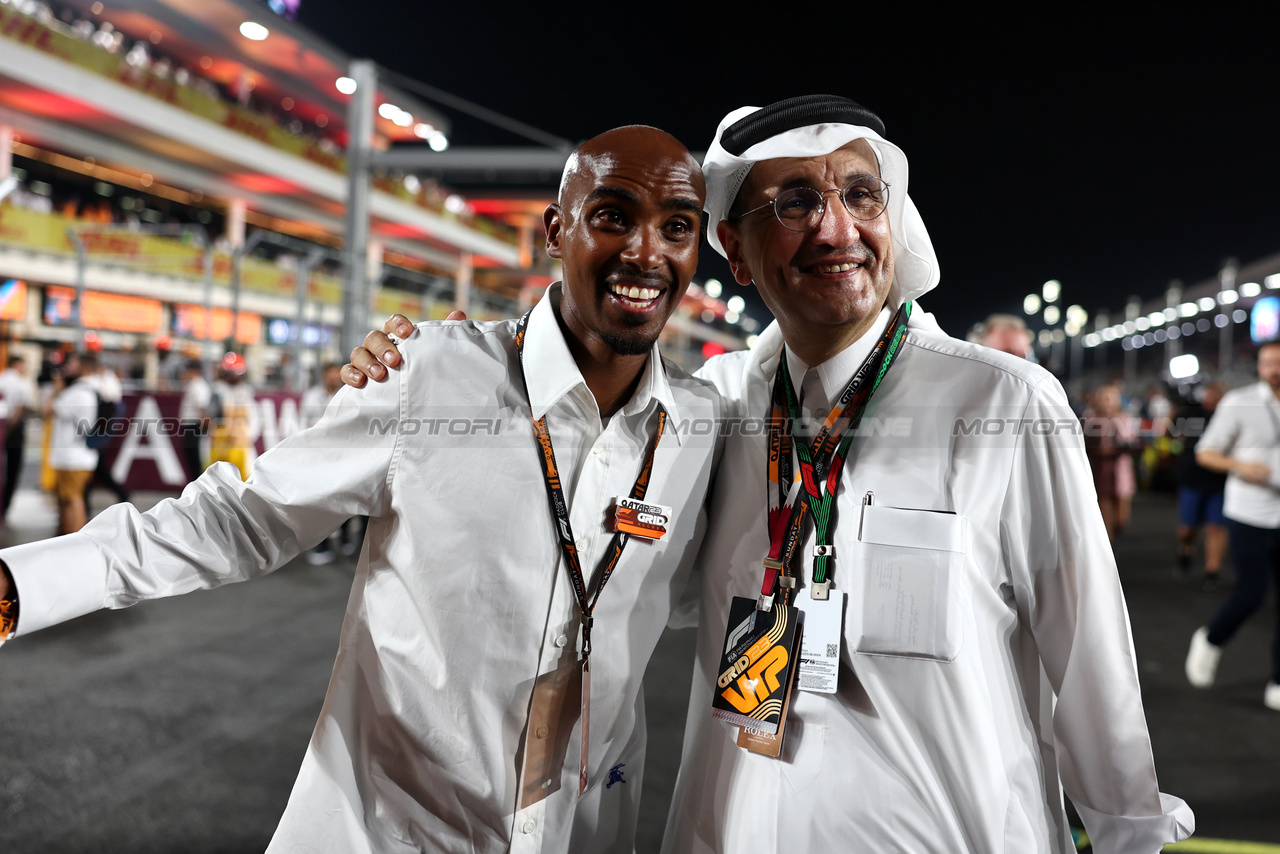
[554,634,568,648]
[522,819,537,834]
[535,724,550,739]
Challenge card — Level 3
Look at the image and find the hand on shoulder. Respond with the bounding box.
[341,311,467,388]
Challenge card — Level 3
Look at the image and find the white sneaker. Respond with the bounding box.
[1185,627,1221,688]
[1265,683,1280,711]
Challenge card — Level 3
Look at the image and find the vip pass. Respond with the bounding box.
[714,302,912,757]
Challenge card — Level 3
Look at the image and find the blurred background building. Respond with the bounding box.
[0,0,752,399]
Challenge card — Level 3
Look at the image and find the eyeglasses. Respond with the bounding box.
[734,177,890,232]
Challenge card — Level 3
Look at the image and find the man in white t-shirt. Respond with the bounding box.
[45,352,99,534]
[0,355,32,522]
[1185,340,1280,710]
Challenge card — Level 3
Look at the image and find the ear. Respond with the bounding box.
[718,220,755,288]
[544,203,565,260]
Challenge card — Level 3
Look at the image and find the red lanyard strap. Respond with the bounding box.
[761,302,912,605]
[516,310,667,660]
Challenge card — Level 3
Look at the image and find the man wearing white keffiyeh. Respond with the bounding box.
[660,95,1193,854]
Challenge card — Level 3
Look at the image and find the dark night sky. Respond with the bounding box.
[296,1,1280,338]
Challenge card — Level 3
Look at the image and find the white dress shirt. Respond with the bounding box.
[0,285,720,854]
[665,312,1193,854]
[1197,380,1280,528]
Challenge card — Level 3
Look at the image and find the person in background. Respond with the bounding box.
[300,362,354,565]
[81,358,130,511]
[1186,342,1280,711]
[43,352,98,534]
[1145,385,1174,421]
[977,312,1033,359]
[0,355,32,523]
[206,352,257,481]
[1176,382,1228,590]
[299,362,342,428]
[177,360,211,481]
[1085,381,1140,540]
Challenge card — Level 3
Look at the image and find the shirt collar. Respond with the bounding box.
[782,306,893,407]
[521,283,682,440]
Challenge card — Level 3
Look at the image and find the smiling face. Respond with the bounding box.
[547,127,704,357]
[718,139,894,363]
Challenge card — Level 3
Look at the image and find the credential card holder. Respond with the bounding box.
[519,660,582,809]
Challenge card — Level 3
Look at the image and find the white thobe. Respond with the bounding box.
[665,311,1193,854]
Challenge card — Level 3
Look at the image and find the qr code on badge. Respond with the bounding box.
[826,643,838,657]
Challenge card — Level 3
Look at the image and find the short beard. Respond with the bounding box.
[602,329,657,356]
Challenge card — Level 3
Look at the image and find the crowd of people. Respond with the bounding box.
[0,348,347,537]
[970,318,1280,715]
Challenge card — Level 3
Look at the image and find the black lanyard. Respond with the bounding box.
[760,302,912,605]
[515,310,667,661]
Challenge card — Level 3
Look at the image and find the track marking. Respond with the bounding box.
[1164,839,1280,853]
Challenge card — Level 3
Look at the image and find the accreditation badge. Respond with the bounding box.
[795,587,845,693]
[519,660,582,809]
[613,497,672,540]
[711,596,802,741]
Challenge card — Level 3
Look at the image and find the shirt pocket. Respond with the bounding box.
[852,504,969,662]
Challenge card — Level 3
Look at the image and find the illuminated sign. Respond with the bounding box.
[0,279,27,321]
[172,304,262,345]
[1251,297,1280,344]
[265,318,333,347]
[44,286,163,333]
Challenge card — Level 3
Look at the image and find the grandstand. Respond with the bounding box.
[0,0,746,388]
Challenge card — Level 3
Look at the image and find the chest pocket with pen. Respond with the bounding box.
[853,500,969,662]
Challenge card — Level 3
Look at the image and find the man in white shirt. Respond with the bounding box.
[0,126,719,853]
[44,352,99,534]
[176,359,212,481]
[300,362,342,428]
[1185,340,1280,711]
[669,96,1190,854]
[0,355,32,522]
[81,359,130,508]
[349,95,1192,854]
